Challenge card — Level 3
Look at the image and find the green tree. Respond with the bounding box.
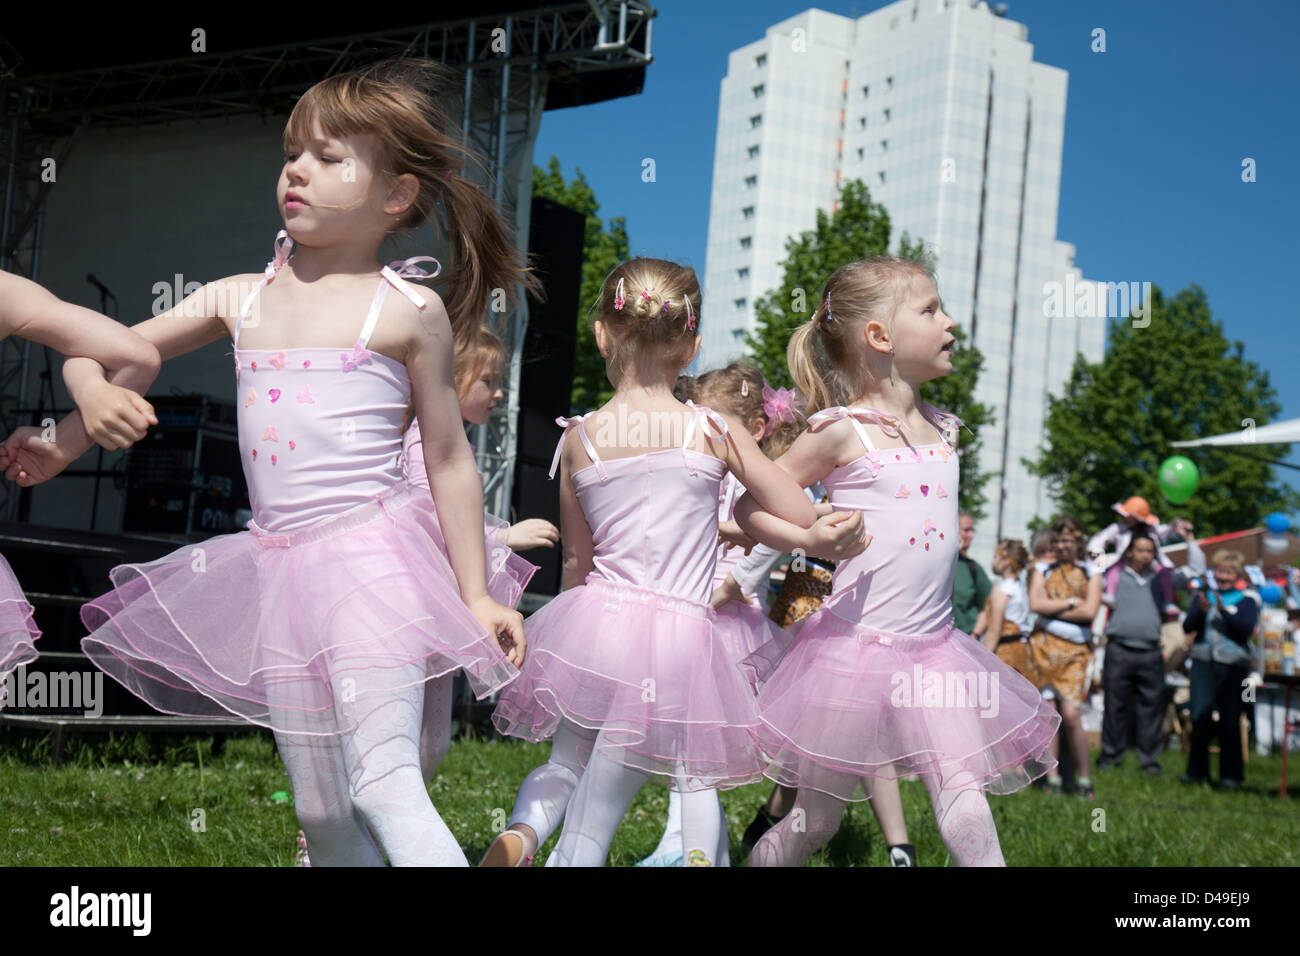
[531,156,630,413]
[746,179,994,519]
[1025,284,1300,536]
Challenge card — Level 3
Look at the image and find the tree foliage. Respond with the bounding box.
[745,179,994,518]
[1025,284,1300,535]
[531,156,630,413]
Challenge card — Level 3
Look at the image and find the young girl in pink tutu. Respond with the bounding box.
[488,258,864,867]
[737,257,1061,867]
[14,60,532,866]
[0,272,161,683]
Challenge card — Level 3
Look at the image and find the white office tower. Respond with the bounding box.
[702,0,1107,559]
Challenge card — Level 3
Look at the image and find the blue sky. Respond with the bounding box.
[534,0,1300,506]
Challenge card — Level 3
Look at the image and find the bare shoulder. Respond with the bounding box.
[380,282,452,363]
[804,414,863,468]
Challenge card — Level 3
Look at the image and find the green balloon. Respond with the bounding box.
[1158,456,1199,504]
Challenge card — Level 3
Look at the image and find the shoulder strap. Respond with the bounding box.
[234,230,294,347]
[357,256,441,349]
[806,405,904,454]
[549,414,605,481]
[682,401,730,477]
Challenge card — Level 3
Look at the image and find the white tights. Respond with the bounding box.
[749,774,1005,867]
[275,667,467,867]
[546,725,725,867]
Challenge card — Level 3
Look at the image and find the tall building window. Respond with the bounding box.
[856,147,865,160]
[755,53,767,68]
[747,145,760,159]
[749,114,762,129]
[859,116,867,129]
[744,175,757,188]
[742,205,755,219]
[734,297,748,310]
[862,84,870,98]
[884,107,891,122]
[886,75,894,90]
[881,139,888,151]
[732,329,746,343]
[739,236,752,249]
[878,170,887,184]
[737,267,750,279]
[752,83,765,98]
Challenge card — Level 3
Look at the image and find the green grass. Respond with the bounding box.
[2,727,1296,866]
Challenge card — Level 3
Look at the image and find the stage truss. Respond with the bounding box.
[0,2,655,523]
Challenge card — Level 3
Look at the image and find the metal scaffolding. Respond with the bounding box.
[0,2,656,524]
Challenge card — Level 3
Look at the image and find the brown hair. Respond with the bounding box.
[285,58,539,350]
[1051,515,1086,542]
[1210,548,1246,578]
[995,539,1030,575]
[454,325,506,402]
[593,258,700,383]
[694,363,767,435]
[788,256,934,414]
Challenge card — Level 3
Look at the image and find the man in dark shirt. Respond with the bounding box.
[953,511,992,635]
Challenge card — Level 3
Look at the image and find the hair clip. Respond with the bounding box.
[613,277,626,311]
[740,379,749,397]
[661,299,672,316]
[761,385,804,438]
[641,290,653,301]
[824,294,834,324]
[685,293,696,331]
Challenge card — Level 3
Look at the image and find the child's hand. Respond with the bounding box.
[468,595,526,667]
[710,574,747,610]
[0,426,77,486]
[76,379,157,449]
[507,518,559,551]
[806,511,871,561]
[718,519,756,554]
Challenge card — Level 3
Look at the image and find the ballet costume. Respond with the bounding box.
[491,405,768,866]
[745,406,1060,867]
[80,234,518,866]
[637,472,791,866]
[0,556,39,686]
[400,416,538,780]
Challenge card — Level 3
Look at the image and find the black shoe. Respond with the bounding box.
[740,806,783,855]
[888,843,917,867]
[1075,779,1097,800]
[1144,764,1164,776]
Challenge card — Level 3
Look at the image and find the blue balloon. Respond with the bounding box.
[1258,583,1282,605]
[1265,512,1290,534]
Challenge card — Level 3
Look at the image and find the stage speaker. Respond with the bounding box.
[123,396,249,539]
[512,196,586,595]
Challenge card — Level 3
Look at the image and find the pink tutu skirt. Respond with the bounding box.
[81,485,520,739]
[745,607,1060,801]
[478,514,538,610]
[492,578,768,790]
[0,555,39,680]
[716,596,792,675]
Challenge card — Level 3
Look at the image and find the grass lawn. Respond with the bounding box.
[2,727,1296,866]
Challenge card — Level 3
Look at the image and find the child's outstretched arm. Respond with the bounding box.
[713,415,815,529]
[733,423,870,560]
[3,278,247,485]
[407,298,524,665]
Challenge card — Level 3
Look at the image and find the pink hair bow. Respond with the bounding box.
[265,230,294,280]
[761,385,803,438]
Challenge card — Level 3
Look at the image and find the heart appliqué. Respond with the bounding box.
[269,388,281,403]
[920,484,929,496]
[271,454,277,465]
[288,440,296,450]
